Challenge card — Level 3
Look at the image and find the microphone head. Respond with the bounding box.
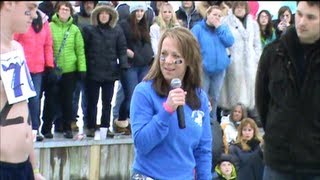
[170,78,181,89]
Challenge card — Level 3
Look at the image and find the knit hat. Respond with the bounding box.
[129,2,147,14]
[217,153,235,165]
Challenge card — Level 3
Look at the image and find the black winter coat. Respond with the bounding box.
[229,139,264,180]
[256,26,320,174]
[119,18,154,67]
[82,24,128,82]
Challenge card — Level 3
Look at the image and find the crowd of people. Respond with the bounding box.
[1,1,319,180]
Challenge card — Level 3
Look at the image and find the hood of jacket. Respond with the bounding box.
[91,5,118,28]
[79,1,98,17]
[215,163,237,179]
[178,1,196,14]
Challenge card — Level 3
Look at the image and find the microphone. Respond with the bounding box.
[170,78,186,129]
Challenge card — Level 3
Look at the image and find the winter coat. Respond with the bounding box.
[256,26,320,174]
[50,14,86,73]
[191,20,234,74]
[219,13,262,110]
[229,139,264,180]
[220,115,239,144]
[82,5,128,82]
[119,18,154,67]
[175,2,202,29]
[260,28,276,49]
[14,10,54,73]
[211,119,224,171]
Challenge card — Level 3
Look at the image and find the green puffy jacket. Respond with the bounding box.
[50,14,86,73]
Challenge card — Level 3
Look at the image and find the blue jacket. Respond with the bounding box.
[130,80,212,180]
[191,20,234,74]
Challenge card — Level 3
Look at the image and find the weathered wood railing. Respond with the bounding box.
[34,136,134,180]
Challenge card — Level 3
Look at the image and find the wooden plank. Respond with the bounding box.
[39,148,51,179]
[89,145,101,180]
[35,140,134,179]
[100,145,109,179]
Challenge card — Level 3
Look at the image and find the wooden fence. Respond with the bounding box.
[34,137,134,180]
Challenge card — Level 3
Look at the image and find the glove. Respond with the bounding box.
[44,67,54,74]
[45,66,61,84]
[78,72,86,81]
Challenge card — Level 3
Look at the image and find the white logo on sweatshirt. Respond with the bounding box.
[191,110,204,127]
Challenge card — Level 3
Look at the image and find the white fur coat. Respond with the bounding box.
[219,14,262,110]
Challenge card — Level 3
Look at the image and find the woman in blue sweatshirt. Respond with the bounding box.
[191,6,234,123]
[130,27,212,179]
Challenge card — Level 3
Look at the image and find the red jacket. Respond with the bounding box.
[14,21,54,73]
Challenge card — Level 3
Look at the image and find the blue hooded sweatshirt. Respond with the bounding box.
[191,19,234,74]
[130,80,212,179]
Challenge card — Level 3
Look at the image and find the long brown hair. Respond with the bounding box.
[230,102,248,122]
[129,11,150,43]
[258,10,274,40]
[235,118,262,151]
[144,27,202,109]
[232,1,250,15]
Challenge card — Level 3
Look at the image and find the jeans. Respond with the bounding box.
[86,80,114,129]
[112,81,124,121]
[202,70,226,122]
[72,80,87,125]
[263,166,320,180]
[28,73,43,130]
[118,66,149,120]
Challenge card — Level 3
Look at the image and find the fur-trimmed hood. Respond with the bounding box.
[91,5,118,28]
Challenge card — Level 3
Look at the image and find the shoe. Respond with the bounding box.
[114,119,131,135]
[36,134,44,142]
[86,128,95,137]
[107,129,114,138]
[71,121,79,131]
[43,132,53,139]
[64,131,73,139]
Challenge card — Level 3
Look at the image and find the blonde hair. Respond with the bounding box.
[235,118,263,151]
[157,2,179,32]
[205,5,221,18]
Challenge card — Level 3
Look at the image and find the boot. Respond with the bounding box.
[71,121,79,131]
[114,119,131,135]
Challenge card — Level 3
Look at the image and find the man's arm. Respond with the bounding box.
[255,45,272,130]
[29,139,45,179]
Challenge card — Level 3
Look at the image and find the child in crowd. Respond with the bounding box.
[214,153,237,180]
